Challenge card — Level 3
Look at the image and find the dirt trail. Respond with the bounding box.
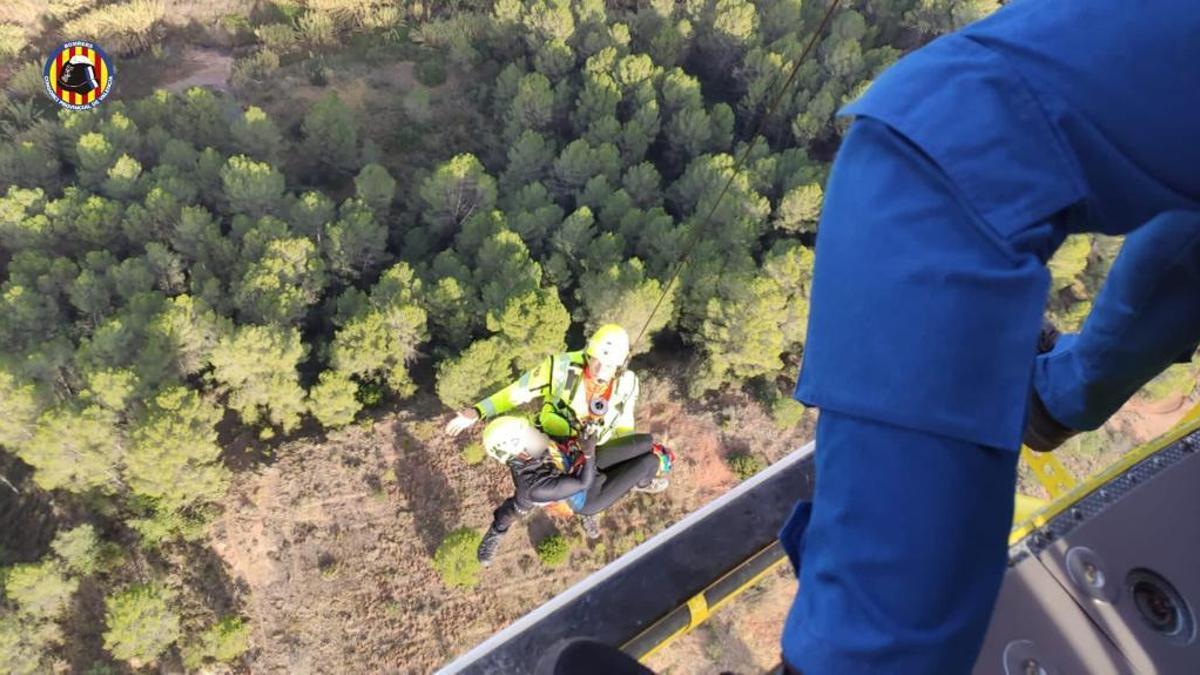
[1110,393,1191,444]
[208,380,810,672]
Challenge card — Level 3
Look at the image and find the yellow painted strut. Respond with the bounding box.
[1020,446,1078,499]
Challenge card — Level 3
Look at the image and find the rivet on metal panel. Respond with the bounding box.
[1002,640,1053,675]
[1066,547,1118,603]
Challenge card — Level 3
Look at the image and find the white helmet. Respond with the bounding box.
[481,416,551,464]
[586,324,630,380]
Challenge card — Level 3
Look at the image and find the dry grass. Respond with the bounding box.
[0,1,44,28]
[61,0,166,56]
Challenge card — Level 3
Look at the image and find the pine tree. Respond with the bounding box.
[103,583,181,665]
[307,370,362,428]
[125,386,229,512]
[329,263,429,397]
[209,325,308,432]
[234,236,327,325]
[19,405,123,494]
[230,106,284,163]
[577,258,674,355]
[419,154,498,239]
[322,201,390,282]
[50,524,102,576]
[435,337,516,409]
[0,367,41,449]
[353,163,396,217]
[487,288,571,371]
[300,93,360,175]
[221,155,285,217]
[4,560,78,621]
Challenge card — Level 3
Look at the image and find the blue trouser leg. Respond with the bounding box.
[783,117,1056,673]
[780,412,1018,674]
[1034,210,1200,430]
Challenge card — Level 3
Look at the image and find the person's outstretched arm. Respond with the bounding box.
[445,356,556,436]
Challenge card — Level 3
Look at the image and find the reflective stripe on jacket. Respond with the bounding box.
[474,350,639,445]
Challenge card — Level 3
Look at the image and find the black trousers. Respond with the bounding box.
[490,434,659,530]
[576,434,659,516]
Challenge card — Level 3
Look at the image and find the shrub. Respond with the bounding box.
[231,50,281,88]
[255,23,298,53]
[7,60,45,99]
[0,24,26,63]
[182,616,251,669]
[536,534,570,567]
[306,57,333,86]
[0,614,61,675]
[404,87,433,124]
[298,11,337,48]
[356,381,384,407]
[46,0,92,22]
[61,0,166,56]
[461,442,486,465]
[270,1,305,23]
[4,561,78,620]
[126,504,212,548]
[727,453,766,481]
[51,524,101,576]
[433,527,482,589]
[363,5,404,31]
[308,370,362,429]
[770,396,806,430]
[414,59,449,87]
[219,13,257,45]
[102,583,181,665]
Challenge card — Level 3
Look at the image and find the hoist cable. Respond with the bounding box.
[627,0,845,359]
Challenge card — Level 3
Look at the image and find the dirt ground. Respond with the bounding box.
[206,373,810,673]
[1029,390,1198,493]
[163,47,233,93]
[647,564,797,675]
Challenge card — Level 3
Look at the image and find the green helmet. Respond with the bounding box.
[481,416,551,464]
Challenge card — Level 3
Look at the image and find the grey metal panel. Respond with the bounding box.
[974,556,1135,675]
[1034,432,1200,674]
[438,443,816,674]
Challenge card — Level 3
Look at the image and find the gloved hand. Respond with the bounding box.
[445,408,480,436]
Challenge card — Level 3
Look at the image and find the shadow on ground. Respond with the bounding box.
[392,424,463,557]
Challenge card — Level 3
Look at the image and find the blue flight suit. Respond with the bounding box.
[780,1,1200,672]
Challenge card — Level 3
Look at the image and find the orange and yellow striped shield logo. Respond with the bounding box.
[43,41,116,110]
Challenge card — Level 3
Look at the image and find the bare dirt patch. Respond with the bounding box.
[162,47,233,93]
[208,375,810,672]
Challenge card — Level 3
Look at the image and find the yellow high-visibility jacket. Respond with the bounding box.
[473,350,638,445]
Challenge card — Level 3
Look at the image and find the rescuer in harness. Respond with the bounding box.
[780,1,1200,673]
[473,416,672,566]
[445,324,650,449]
[443,324,672,563]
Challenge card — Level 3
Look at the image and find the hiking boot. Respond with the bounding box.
[633,477,669,494]
[580,515,601,540]
[477,526,505,567]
